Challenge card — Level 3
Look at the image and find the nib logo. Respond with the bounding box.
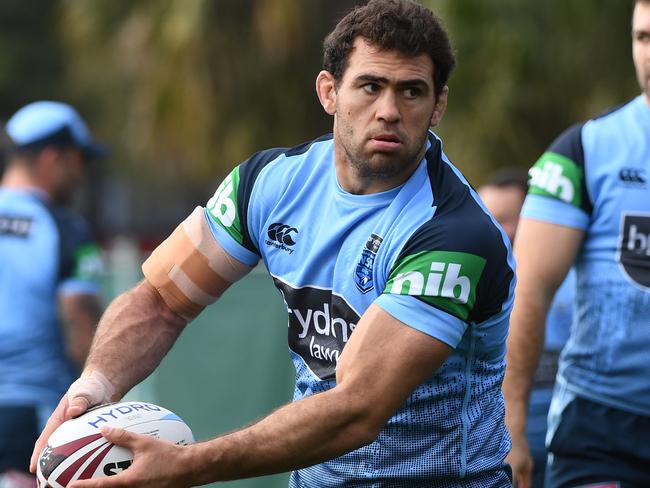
[529,152,582,207]
[390,262,471,303]
[619,214,650,289]
[266,223,298,254]
[385,250,486,320]
[529,161,575,203]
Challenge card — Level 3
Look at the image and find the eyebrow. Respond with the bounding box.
[355,74,430,89]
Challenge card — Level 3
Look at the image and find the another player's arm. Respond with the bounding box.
[503,218,583,488]
[59,293,102,369]
[71,304,453,488]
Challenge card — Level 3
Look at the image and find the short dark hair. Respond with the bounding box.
[322,0,455,99]
[483,167,529,194]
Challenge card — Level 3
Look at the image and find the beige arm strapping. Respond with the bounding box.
[142,206,253,320]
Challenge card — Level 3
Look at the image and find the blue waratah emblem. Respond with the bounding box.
[354,233,383,294]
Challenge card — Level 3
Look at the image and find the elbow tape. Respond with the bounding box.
[142,206,251,320]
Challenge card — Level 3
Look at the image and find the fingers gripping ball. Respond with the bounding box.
[36,401,194,488]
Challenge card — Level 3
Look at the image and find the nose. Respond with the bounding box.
[375,91,400,123]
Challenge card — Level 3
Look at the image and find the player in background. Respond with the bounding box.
[33,1,516,486]
[0,101,105,488]
[479,169,573,488]
[504,1,650,486]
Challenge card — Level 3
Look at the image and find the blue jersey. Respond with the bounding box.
[205,133,515,486]
[0,189,103,408]
[545,270,573,353]
[522,95,650,416]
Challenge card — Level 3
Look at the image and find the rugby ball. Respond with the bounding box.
[36,401,194,488]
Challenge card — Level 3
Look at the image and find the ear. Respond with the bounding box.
[316,70,337,116]
[36,147,62,170]
[430,85,449,127]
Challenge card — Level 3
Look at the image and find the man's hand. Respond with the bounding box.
[67,428,194,488]
[506,431,533,488]
[30,371,115,472]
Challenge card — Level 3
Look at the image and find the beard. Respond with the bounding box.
[337,121,430,181]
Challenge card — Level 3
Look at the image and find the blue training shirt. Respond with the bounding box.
[0,188,103,409]
[522,95,650,416]
[203,132,516,487]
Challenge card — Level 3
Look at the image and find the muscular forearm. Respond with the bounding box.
[187,385,378,484]
[185,305,451,485]
[503,288,548,437]
[504,220,581,439]
[84,280,187,399]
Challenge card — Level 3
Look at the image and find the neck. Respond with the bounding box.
[1,163,47,197]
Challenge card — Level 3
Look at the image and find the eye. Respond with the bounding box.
[362,83,380,94]
[634,31,650,43]
[403,87,422,99]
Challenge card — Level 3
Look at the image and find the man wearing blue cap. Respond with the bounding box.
[0,101,105,486]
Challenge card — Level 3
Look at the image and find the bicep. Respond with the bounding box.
[336,304,453,426]
[142,207,254,320]
[513,218,584,301]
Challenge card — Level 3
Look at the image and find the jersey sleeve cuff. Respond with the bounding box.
[58,279,102,296]
[204,208,259,267]
[521,194,590,230]
[374,294,467,348]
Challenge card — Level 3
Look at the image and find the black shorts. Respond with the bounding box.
[546,395,650,488]
[0,406,39,473]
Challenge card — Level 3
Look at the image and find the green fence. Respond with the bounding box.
[115,262,294,488]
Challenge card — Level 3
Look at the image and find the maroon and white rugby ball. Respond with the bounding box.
[36,401,194,488]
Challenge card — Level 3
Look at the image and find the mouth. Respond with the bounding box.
[372,133,401,143]
[369,133,402,151]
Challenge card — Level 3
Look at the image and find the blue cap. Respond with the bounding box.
[5,101,107,158]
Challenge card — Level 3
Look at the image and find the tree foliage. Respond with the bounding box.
[0,0,639,234]
[429,0,637,181]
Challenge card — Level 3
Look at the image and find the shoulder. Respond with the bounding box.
[48,205,93,243]
[417,135,508,262]
[239,134,333,179]
[387,139,514,323]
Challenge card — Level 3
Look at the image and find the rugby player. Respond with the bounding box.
[34,1,517,486]
[504,1,650,486]
[0,101,104,487]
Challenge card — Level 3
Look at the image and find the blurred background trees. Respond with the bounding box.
[0,0,639,240]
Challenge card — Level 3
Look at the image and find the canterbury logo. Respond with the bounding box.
[268,223,298,246]
[619,168,646,185]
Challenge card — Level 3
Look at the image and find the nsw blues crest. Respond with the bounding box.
[354,233,383,294]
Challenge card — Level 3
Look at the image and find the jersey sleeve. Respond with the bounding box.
[55,211,104,296]
[522,123,592,230]
[375,198,515,348]
[205,147,288,266]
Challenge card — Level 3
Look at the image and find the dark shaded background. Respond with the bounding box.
[0,0,639,244]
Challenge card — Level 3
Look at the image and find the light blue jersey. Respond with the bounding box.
[0,189,102,410]
[204,133,516,486]
[522,95,650,416]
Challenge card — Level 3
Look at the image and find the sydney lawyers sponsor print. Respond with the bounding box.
[273,278,359,380]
